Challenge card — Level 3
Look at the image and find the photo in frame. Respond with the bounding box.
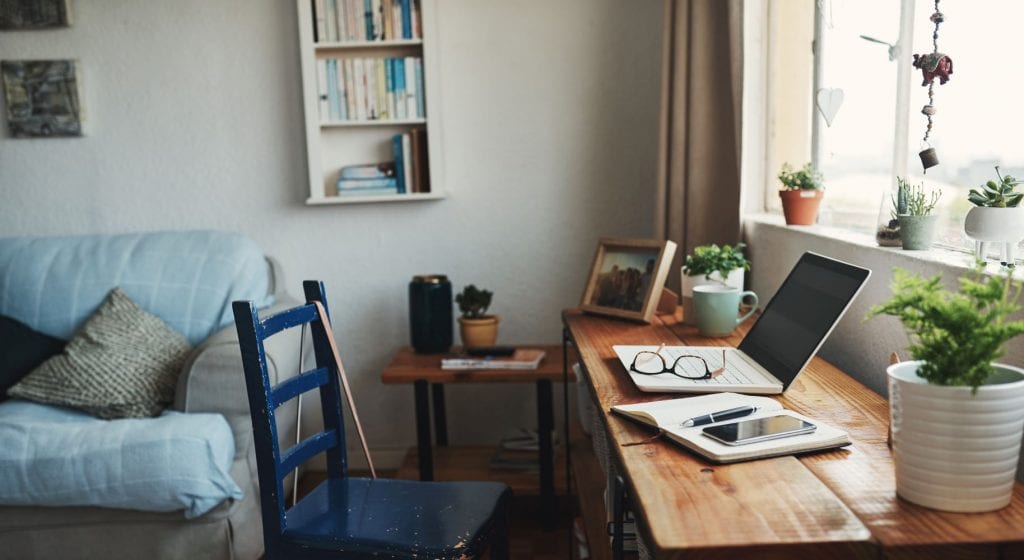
[0,0,71,30]
[1,59,82,137]
[580,237,677,323]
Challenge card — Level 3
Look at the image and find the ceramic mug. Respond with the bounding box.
[692,285,758,337]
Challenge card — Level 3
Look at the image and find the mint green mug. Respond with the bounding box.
[692,285,758,337]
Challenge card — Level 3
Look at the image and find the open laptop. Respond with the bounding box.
[613,252,871,394]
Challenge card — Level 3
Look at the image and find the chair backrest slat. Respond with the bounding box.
[232,280,350,556]
[271,367,330,409]
[279,429,339,478]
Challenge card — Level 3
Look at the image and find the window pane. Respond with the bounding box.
[816,0,901,233]
[902,1,1024,253]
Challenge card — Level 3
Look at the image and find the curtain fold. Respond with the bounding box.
[655,0,744,294]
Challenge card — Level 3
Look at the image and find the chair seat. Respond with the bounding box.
[282,477,511,559]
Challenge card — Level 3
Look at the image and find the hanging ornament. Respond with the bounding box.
[913,0,951,173]
[815,88,844,127]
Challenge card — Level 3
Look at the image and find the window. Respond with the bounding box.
[760,1,1024,254]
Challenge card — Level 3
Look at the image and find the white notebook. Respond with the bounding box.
[611,392,851,463]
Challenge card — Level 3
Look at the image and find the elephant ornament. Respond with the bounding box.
[913,53,953,86]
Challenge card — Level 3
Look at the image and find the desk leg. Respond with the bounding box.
[537,379,555,530]
[563,327,573,557]
[414,380,433,481]
[432,384,448,446]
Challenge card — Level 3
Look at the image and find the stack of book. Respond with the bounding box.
[317,56,425,122]
[335,129,430,196]
[313,0,421,43]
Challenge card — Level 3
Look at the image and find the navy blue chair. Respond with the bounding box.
[233,281,511,559]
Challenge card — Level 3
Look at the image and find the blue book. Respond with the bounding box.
[385,58,395,118]
[326,60,340,121]
[392,134,406,193]
[394,58,406,119]
[414,58,425,118]
[338,186,400,196]
[340,162,395,179]
[400,0,412,39]
[364,0,374,41]
[337,176,398,190]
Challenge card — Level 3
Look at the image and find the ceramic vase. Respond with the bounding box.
[896,215,938,251]
[681,269,744,326]
[888,361,1024,513]
[964,206,1024,265]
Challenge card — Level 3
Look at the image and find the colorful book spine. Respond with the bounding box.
[338,186,400,196]
[382,0,393,40]
[325,60,339,121]
[347,0,360,41]
[316,59,329,120]
[325,0,338,42]
[340,162,395,179]
[376,59,388,119]
[404,56,417,118]
[385,58,395,119]
[411,0,421,39]
[353,58,367,120]
[394,58,406,119]
[400,0,412,39]
[414,58,425,118]
[343,58,356,119]
[401,132,413,195]
[337,177,398,190]
[391,0,402,41]
[314,0,326,42]
[365,57,378,119]
[335,59,348,120]
[392,134,406,193]
[371,0,383,40]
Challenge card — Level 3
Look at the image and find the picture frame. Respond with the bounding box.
[580,237,677,323]
[1,59,82,138]
[0,0,71,30]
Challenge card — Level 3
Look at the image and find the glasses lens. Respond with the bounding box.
[632,351,665,374]
[670,356,709,379]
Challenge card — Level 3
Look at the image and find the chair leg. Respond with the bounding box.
[489,510,510,560]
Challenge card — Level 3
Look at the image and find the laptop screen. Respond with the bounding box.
[737,252,870,390]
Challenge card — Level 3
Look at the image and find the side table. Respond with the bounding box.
[381,344,574,529]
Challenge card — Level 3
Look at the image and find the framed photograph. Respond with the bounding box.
[1,59,82,138]
[0,0,71,30]
[580,237,677,323]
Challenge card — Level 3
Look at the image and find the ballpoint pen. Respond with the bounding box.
[680,406,758,428]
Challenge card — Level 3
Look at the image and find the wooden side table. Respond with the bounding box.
[381,344,575,529]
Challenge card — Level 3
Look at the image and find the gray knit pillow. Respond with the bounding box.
[8,288,192,419]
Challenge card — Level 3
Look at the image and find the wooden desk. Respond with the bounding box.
[380,344,574,529]
[563,308,1024,559]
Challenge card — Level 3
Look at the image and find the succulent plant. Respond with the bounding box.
[893,178,940,217]
[968,166,1023,208]
[455,284,493,318]
[778,162,824,191]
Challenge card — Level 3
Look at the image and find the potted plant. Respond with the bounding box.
[778,162,825,225]
[867,266,1024,512]
[894,178,941,251]
[455,284,498,348]
[965,166,1024,266]
[680,243,750,325]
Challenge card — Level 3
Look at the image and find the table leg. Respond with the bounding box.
[432,383,448,446]
[537,378,555,529]
[414,380,433,481]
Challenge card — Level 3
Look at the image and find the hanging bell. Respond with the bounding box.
[919,147,939,172]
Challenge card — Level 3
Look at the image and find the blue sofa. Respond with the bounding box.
[0,231,301,560]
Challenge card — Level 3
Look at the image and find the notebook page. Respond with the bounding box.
[612,393,782,429]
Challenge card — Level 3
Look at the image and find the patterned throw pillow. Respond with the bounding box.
[8,288,192,419]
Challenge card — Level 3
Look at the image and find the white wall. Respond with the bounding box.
[0,0,663,466]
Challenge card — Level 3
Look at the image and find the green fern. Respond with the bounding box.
[866,265,1024,391]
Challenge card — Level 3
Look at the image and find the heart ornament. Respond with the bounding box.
[815,88,844,127]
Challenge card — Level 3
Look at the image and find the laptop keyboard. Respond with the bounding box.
[657,347,763,385]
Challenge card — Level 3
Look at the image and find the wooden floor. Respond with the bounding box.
[298,470,574,559]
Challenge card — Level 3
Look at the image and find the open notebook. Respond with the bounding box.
[611,392,851,463]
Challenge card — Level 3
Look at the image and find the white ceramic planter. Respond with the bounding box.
[681,269,744,325]
[888,361,1024,512]
[964,206,1024,264]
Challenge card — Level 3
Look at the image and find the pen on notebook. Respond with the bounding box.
[680,406,758,428]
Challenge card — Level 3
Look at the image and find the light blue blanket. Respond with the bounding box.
[0,399,242,518]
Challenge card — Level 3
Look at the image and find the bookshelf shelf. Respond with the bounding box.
[297,0,443,205]
[315,39,423,50]
[320,118,427,128]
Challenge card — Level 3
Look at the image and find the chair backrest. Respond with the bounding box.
[232,280,349,547]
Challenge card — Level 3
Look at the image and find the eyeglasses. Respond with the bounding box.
[629,346,720,381]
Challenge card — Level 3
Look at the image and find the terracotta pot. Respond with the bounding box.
[779,189,824,225]
[458,315,499,348]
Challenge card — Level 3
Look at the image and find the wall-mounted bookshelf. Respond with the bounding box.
[296,0,444,205]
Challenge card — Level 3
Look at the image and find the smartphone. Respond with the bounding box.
[702,415,816,446]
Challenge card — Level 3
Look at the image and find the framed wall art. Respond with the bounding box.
[0,0,71,30]
[580,237,677,323]
[1,59,82,137]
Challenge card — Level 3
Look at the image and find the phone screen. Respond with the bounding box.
[702,415,816,446]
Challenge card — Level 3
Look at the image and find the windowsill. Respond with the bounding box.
[743,212,1021,278]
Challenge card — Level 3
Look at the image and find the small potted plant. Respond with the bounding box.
[455,284,498,348]
[778,162,825,225]
[965,166,1024,265]
[867,266,1024,512]
[894,178,941,251]
[681,243,750,325]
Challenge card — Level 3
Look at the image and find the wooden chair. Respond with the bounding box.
[233,281,511,559]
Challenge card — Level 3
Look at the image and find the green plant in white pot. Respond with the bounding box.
[893,178,941,251]
[867,266,1024,512]
[681,243,750,325]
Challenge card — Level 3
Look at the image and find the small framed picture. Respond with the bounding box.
[580,237,677,323]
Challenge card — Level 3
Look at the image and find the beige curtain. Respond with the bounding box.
[655,0,744,293]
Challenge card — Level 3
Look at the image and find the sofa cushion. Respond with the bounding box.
[0,230,274,346]
[0,315,66,402]
[0,399,242,519]
[8,288,191,419]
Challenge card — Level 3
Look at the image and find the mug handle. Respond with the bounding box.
[736,291,759,325]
